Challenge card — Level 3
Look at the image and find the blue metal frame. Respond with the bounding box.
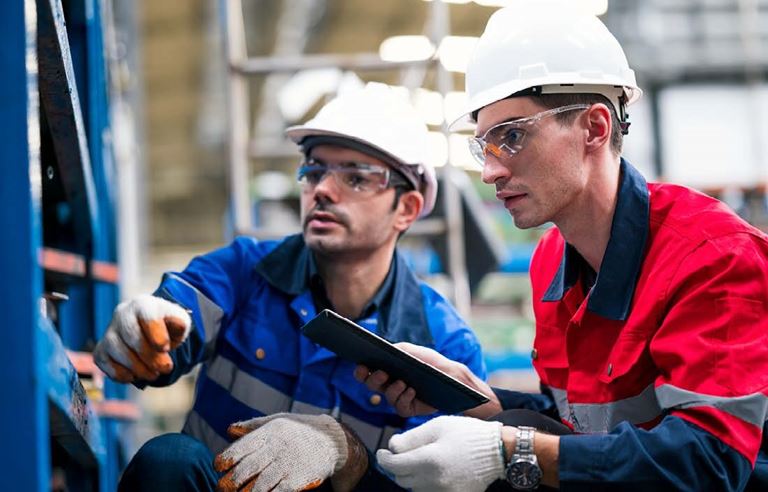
[0,2,48,490]
[1,0,123,489]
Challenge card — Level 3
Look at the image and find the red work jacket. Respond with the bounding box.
[530,161,768,464]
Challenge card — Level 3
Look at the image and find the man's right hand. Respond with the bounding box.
[93,295,191,383]
[354,342,502,418]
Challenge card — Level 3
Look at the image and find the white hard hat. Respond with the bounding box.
[452,0,642,129]
[286,82,437,218]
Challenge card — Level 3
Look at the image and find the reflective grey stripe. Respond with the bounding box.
[205,355,293,416]
[546,384,662,433]
[290,402,390,450]
[340,412,388,452]
[549,387,570,423]
[167,273,224,344]
[183,410,230,454]
[290,400,331,416]
[656,384,768,428]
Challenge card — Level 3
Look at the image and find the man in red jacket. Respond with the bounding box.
[356,2,768,491]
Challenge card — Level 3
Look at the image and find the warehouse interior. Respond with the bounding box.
[3,0,768,489]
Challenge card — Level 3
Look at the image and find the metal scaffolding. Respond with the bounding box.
[219,0,475,315]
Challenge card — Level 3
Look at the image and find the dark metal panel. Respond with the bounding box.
[428,172,505,293]
[43,317,103,470]
[37,0,98,255]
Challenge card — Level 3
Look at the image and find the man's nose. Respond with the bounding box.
[480,154,509,185]
[312,171,342,202]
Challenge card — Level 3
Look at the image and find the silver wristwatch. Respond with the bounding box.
[504,426,542,491]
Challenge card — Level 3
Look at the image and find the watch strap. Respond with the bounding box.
[515,426,536,456]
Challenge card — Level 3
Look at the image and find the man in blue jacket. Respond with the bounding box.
[93,83,486,491]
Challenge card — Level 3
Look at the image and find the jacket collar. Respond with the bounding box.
[542,158,649,321]
[254,234,433,344]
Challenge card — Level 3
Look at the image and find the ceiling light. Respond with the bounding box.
[413,88,445,126]
[421,0,473,4]
[473,0,608,16]
[277,69,342,122]
[379,35,435,62]
[437,36,479,73]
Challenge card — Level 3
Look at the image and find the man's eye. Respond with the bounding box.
[301,168,326,184]
[500,128,525,145]
[343,172,372,188]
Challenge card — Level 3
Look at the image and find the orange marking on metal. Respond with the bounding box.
[93,400,141,421]
[66,350,99,375]
[39,248,86,276]
[91,260,119,284]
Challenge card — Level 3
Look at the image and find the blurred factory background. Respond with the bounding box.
[4,0,768,489]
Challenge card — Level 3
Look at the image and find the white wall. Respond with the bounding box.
[659,84,768,189]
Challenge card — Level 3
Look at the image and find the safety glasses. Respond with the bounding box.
[297,158,398,195]
[468,104,590,165]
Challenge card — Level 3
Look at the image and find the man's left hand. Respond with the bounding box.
[214,413,360,492]
[377,415,506,492]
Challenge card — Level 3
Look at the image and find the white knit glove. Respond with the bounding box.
[377,415,505,492]
[214,413,350,492]
[93,294,191,383]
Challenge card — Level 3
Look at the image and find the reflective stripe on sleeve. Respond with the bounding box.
[548,384,662,432]
[166,273,224,343]
[547,383,768,433]
[656,384,768,428]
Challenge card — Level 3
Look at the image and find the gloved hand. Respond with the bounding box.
[93,294,191,383]
[214,413,353,492]
[377,415,505,492]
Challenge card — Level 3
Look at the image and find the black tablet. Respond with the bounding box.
[301,309,489,414]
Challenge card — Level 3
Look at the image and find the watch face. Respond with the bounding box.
[507,461,543,490]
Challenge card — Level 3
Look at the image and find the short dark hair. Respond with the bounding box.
[531,93,623,155]
[389,168,414,212]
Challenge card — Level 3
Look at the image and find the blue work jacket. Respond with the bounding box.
[146,234,486,460]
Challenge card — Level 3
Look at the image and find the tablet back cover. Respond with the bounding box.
[301,309,489,414]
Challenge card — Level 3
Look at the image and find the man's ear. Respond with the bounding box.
[584,103,612,153]
[394,191,424,232]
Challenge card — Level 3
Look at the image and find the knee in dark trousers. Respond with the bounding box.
[485,409,572,492]
[119,433,220,492]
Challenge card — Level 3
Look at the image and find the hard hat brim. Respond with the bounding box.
[448,81,643,131]
[286,125,420,168]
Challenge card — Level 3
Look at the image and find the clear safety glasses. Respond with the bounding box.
[468,104,590,165]
[297,158,401,195]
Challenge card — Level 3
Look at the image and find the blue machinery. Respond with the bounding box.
[1,0,127,489]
